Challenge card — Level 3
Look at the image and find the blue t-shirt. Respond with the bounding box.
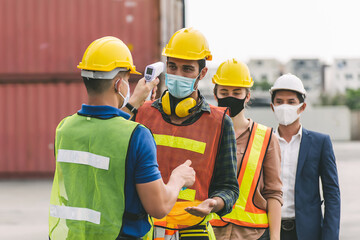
[78,104,161,237]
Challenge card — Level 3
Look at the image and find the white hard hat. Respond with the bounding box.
[269,73,306,96]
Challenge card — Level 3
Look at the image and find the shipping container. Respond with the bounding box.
[0,0,184,76]
[0,82,87,177]
[0,0,184,177]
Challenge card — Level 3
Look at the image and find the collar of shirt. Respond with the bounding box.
[237,118,253,140]
[275,125,303,143]
[78,104,131,120]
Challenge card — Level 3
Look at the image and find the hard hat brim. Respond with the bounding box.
[212,77,254,88]
[162,48,212,61]
[269,87,306,96]
[130,69,142,75]
[81,67,141,79]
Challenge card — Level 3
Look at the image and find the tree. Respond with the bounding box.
[345,88,360,110]
[253,79,272,91]
[319,88,360,110]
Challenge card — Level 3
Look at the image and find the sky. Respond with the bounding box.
[185,0,360,66]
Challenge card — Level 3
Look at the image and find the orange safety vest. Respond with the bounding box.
[210,122,272,229]
[136,101,227,229]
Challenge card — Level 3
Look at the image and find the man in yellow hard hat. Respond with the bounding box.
[48,36,196,240]
[135,28,239,239]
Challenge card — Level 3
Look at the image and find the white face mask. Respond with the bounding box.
[273,103,303,126]
[117,79,130,109]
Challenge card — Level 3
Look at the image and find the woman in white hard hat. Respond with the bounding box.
[210,59,283,240]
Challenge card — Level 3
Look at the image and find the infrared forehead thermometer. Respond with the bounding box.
[144,62,165,82]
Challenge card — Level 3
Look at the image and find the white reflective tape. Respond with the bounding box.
[57,149,109,170]
[50,205,101,225]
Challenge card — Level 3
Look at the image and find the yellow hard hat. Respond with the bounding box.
[162,28,212,61]
[78,36,141,77]
[212,58,253,87]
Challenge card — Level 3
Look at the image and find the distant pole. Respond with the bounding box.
[182,0,186,27]
[321,64,329,92]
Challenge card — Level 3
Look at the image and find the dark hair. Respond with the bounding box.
[82,71,129,94]
[166,57,206,74]
[82,77,113,94]
[271,90,305,103]
[198,58,206,74]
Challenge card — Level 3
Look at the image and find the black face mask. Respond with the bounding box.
[217,96,246,117]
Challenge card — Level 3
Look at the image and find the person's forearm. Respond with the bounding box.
[137,179,181,219]
[121,78,159,117]
[210,196,224,213]
[268,198,281,240]
[141,177,185,219]
[137,161,195,219]
[161,173,186,213]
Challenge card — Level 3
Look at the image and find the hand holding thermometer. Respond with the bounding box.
[144,62,165,100]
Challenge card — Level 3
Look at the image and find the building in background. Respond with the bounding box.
[284,59,323,103]
[247,58,283,84]
[325,58,360,94]
[285,59,323,92]
[247,59,283,107]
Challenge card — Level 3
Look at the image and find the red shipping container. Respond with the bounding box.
[0,82,87,177]
[0,0,161,75]
[0,0,184,177]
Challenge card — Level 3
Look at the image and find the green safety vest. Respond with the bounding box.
[49,114,139,240]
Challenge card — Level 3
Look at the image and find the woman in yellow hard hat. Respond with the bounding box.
[210,59,283,240]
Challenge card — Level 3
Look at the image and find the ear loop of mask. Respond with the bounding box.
[115,79,123,97]
[193,72,202,90]
[115,78,129,109]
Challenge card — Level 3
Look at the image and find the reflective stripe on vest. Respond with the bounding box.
[136,101,227,229]
[57,149,110,170]
[49,114,139,240]
[211,122,272,228]
[153,134,206,154]
[50,205,101,225]
[153,227,179,240]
